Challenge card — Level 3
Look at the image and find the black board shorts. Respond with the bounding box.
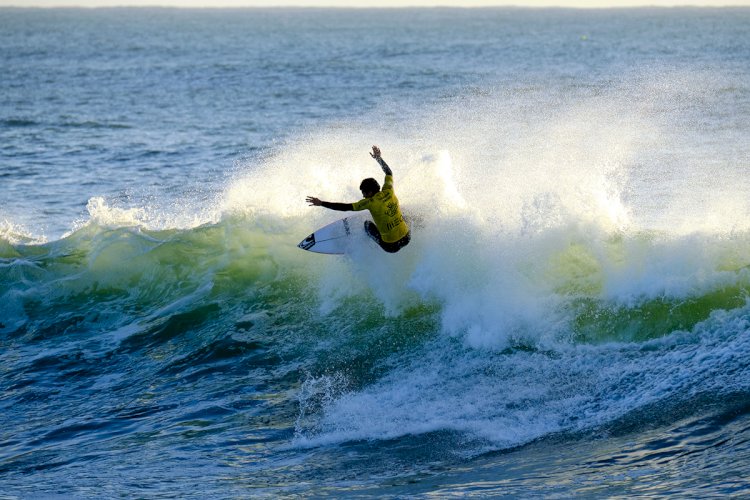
[364,220,410,253]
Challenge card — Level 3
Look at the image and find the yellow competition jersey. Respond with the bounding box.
[351,175,409,243]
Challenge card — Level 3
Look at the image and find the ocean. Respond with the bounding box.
[2,6,750,497]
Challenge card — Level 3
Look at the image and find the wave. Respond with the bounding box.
[6,190,749,342]
[4,72,750,456]
[4,191,750,457]
[0,118,39,128]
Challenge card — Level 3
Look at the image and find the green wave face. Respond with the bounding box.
[531,232,750,344]
[0,216,437,376]
[4,214,750,349]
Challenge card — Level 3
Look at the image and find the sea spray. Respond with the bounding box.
[3,8,750,496]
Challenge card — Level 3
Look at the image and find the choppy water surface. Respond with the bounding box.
[2,7,750,497]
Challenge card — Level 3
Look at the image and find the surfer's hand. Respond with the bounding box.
[370,145,381,159]
[306,196,322,206]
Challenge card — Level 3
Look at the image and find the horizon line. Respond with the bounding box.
[2,3,748,7]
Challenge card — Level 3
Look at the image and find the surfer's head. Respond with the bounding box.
[360,178,380,198]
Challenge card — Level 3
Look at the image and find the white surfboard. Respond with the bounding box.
[298,215,365,255]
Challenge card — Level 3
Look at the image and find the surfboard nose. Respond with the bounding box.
[298,233,316,250]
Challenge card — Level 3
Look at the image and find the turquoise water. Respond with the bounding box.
[2,7,750,497]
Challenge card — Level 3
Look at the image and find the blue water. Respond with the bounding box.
[2,7,750,497]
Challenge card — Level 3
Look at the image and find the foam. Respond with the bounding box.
[210,71,750,350]
[263,73,750,450]
[63,196,223,239]
[295,301,750,451]
[0,218,46,246]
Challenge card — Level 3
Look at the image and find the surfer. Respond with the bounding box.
[306,145,410,253]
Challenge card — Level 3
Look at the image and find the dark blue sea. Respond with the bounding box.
[3,7,750,497]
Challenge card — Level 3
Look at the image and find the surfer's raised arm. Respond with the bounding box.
[369,145,393,176]
[305,146,392,211]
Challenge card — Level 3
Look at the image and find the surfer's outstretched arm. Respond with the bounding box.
[306,196,353,211]
[370,145,393,176]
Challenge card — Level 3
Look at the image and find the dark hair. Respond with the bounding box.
[360,178,380,194]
